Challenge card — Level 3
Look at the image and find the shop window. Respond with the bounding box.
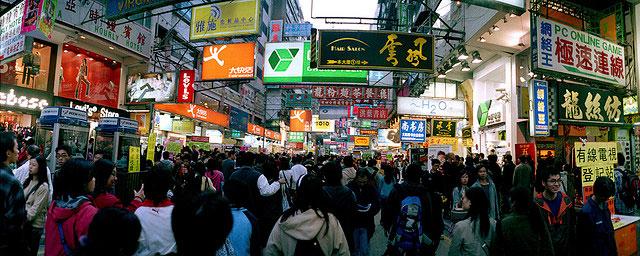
[0,42,53,91]
[423,81,457,99]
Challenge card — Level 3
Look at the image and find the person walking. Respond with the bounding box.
[264,174,350,255]
[513,155,534,192]
[535,168,576,256]
[0,131,26,256]
[378,164,397,227]
[92,159,123,209]
[471,165,500,220]
[448,186,497,256]
[347,170,380,256]
[322,161,357,252]
[22,156,50,256]
[76,207,142,256]
[342,156,357,186]
[577,177,617,256]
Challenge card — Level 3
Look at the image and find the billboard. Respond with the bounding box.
[377,129,401,147]
[397,97,465,118]
[311,118,335,133]
[290,110,312,132]
[399,119,426,142]
[177,70,195,103]
[263,42,368,84]
[190,0,260,40]
[229,106,249,132]
[59,45,121,108]
[556,83,623,126]
[126,72,176,104]
[202,42,255,80]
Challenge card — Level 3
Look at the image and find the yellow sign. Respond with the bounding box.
[354,136,370,147]
[128,146,140,173]
[462,138,473,147]
[428,137,458,145]
[172,120,195,133]
[574,142,618,167]
[190,0,260,40]
[146,131,156,162]
[581,163,614,187]
[312,119,335,133]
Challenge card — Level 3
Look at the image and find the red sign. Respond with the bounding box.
[274,132,281,141]
[515,143,537,171]
[360,129,378,135]
[59,45,121,108]
[154,103,229,128]
[247,123,264,136]
[312,86,390,100]
[318,99,374,106]
[357,107,388,120]
[264,129,274,139]
[187,136,209,143]
[177,70,195,103]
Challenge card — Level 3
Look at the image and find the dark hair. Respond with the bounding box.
[172,192,233,255]
[487,154,498,163]
[93,159,115,195]
[236,151,255,167]
[405,163,422,183]
[381,164,396,184]
[617,152,625,167]
[193,161,206,176]
[27,144,41,158]
[281,174,330,235]
[465,187,491,237]
[56,145,72,156]
[504,154,512,162]
[343,155,354,167]
[518,155,528,164]
[322,161,343,186]
[0,131,16,164]
[539,166,560,183]
[23,156,48,191]
[81,207,141,256]
[262,157,279,181]
[367,159,377,167]
[509,186,545,235]
[223,179,249,207]
[54,158,94,199]
[144,165,173,205]
[593,176,614,198]
[206,158,221,171]
[431,159,441,166]
[456,170,470,189]
[162,151,170,160]
[279,157,291,171]
[437,151,446,156]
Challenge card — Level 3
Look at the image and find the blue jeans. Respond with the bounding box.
[352,228,370,256]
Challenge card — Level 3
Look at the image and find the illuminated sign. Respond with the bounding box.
[0,88,49,110]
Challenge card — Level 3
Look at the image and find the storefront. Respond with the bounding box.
[0,84,52,130]
[54,97,129,137]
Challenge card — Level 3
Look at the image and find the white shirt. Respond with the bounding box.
[135,205,177,256]
[257,174,281,196]
[13,161,29,184]
[290,164,308,186]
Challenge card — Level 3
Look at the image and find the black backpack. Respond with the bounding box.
[294,238,324,256]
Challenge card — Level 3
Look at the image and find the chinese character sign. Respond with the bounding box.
[269,20,283,42]
[431,119,456,137]
[283,23,312,37]
[312,86,390,100]
[574,142,617,167]
[533,16,625,86]
[557,84,623,125]
[357,107,388,120]
[530,79,549,136]
[288,132,304,143]
[399,119,426,142]
[0,2,26,61]
[580,164,614,187]
[313,30,434,73]
[190,0,260,40]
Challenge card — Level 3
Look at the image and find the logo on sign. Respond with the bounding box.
[0,89,49,110]
[178,70,195,103]
[68,101,119,118]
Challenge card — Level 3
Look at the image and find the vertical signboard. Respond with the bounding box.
[530,79,550,136]
[399,119,426,142]
[269,20,283,42]
[177,70,195,103]
[0,1,27,61]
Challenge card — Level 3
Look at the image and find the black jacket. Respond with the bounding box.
[0,165,26,255]
[347,182,380,237]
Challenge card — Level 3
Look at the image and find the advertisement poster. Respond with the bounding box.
[397,97,465,118]
[126,72,176,104]
[146,131,156,161]
[190,0,260,40]
[399,119,426,142]
[130,112,150,135]
[37,0,57,38]
[377,129,400,147]
[21,0,43,33]
[177,70,194,103]
[202,42,255,80]
[574,142,618,167]
[353,136,370,147]
[514,143,536,168]
[0,1,26,61]
[21,0,58,37]
[290,110,312,132]
[59,45,121,108]
[229,106,249,132]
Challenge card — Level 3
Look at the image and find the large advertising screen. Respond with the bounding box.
[126,72,176,104]
[202,42,255,80]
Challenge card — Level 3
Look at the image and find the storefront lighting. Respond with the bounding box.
[471,51,483,63]
[492,25,500,31]
[109,46,114,50]
[80,35,86,39]
[451,58,461,68]
[63,50,68,53]
[479,37,486,42]
[519,76,526,83]
[457,46,468,60]
[461,61,471,72]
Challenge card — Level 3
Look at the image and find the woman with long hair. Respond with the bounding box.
[448,186,497,256]
[92,159,122,208]
[264,174,349,255]
[452,170,470,210]
[23,156,49,256]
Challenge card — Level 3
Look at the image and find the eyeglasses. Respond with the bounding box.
[546,179,561,184]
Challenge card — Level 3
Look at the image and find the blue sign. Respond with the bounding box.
[530,79,550,136]
[39,106,89,126]
[399,119,426,142]
[283,23,312,37]
[229,107,249,132]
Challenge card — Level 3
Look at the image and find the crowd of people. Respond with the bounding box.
[0,130,625,255]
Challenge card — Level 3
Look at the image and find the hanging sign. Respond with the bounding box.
[574,142,618,167]
[313,86,390,99]
[106,0,182,20]
[530,79,550,136]
[532,16,625,86]
[399,119,426,142]
[146,131,156,161]
[432,119,456,137]
[312,30,434,73]
[360,129,378,135]
[0,1,27,61]
[21,0,58,38]
[284,23,312,37]
[284,93,313,108]
[190,0,260,40]
[229,106,249,132]
[0,87,50,111]
[311,119,335,133]
[353,136,370,147]
[154,103,230,128]
[269,20,283,42]
[177,70,195,103]
[288,132,304,142]
[202,42,255,80]
[357,107,388,120]
[247,123,264,136]
[290,110,312,132]
[397,97,465,118]
[128,146,140,173]
[557,84,623,125]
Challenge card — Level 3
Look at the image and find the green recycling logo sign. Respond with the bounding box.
[268,48,300,72]
[477,100,491,127]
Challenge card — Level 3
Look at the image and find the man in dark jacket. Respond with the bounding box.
[0,132,26,255]
[384,163,443,255]
[513,155,534,191]
[221,151,236,180]
[322,161,358,251]
[535,168,576,256]
[577,177,617,256]
[501,154,516,213]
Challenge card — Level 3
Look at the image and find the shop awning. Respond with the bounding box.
[154,103,229,128]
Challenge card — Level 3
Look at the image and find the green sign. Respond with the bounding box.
[557,83,623,126]
[289,132,304,142]
[477,100,491,127]
[311,30,434,73]
[263,42,368,84]
[432,119,457,137]
[231,130,244,139]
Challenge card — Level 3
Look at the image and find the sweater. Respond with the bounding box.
[23,181,49,228]
[264,209,350,255]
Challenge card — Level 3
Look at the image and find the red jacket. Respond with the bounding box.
[92,193,124,209]
[45,198,97,256]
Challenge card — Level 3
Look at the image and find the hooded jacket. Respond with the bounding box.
[264,209,350,255]
[534,192,575,256]
[44,196,98,256]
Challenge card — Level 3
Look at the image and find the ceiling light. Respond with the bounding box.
[444,63,453,73]
[64,44,68,47]
[471,51,483,64]
[112,60,117,64]
[479,37,486,42]
[451,58,461,67]
[461,61,471,71]
[109,46,114,50]
[63,50,68,53]
[519,76,526,83]
[457,46,468,60]
[509,13,517,17]
[455,0,461,6]
[492,25,500,31]
[80,35,86,39]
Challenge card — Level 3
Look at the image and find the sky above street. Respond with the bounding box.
[298,0,379,30]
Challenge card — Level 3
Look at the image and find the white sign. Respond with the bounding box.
[120,119,139,130]
[377,129,400,147]
[0,1,26,61]
[0,89,49,110]
[264,42,304,80]
[533,16,625,86]
[68,101,119,118]
[41,107,60,117]
[60,108,88,120]
[397,97,466,118]
[57,0,154,56]
[206,129,223,144]
[99,117,119,126]
[486,102,505,126]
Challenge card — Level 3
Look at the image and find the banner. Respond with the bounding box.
[557,84,623,125]
[154,103,230,128]
[312,30,434,72]
[400,119,426,142]
[1,1,26,61]
[530,79,550,136]
[360,129,377,135]
[377,129,400,147]
[22,0,57,38]
[128,146,140,173]
[190,0,260,40]
[432,119,456,137]
[202,42,255,80]
[263,42,368,84]
[312,119,335,133]
[574,142,618,167]
[397,97,465,118]
[126,72,176,104]
[146,131,156,162]
[515,143,536,167]
[290,110,312,132]
[177,70,195,103]
[288,132,304,142]
[284,93,313,108]
[247,123,264,136]
[353,136,370,147]
[229,106,249,132]
[269,20,283,42]
[59,45,121,108]
[57,0,153,56]
[532,16,625,86]
[357,107,388,120]
[130,112,150,135]
[312,86,390,99]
